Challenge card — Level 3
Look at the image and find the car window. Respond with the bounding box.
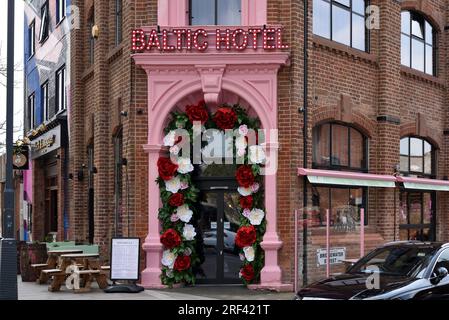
[348,246,437,277]
[433,249,449,275]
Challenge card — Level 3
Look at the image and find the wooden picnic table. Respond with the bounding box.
[33,249,84,284]
[47,253,108,293]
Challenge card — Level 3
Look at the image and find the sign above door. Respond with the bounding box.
[132,26,289,53]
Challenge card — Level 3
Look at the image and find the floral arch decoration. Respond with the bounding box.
[156,100,267,286]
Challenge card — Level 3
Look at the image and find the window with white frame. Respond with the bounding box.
[313,0,368,51]
[190,0,241,25]
[28,20,35,57]
[39,1,50,42]
[401,11,435,76]
[56,66,66,113]
[41,82,49,122]
[57,0,66,24]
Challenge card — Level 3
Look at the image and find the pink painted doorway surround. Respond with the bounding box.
[132,0,291,291]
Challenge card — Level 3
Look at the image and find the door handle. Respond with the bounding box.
[210,186,229,190]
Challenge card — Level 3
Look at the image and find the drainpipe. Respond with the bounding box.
[302,0,309,287]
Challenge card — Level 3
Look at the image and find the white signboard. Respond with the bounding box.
[110,238,140,280]
[317,247,346,266]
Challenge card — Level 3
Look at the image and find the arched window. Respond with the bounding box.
[401,11,435,76]
[313,0,368,51]
[400,136,435,176]
[311,122,368,228]
[312,122,367,171]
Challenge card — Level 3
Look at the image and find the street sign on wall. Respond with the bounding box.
[317,247,346,266]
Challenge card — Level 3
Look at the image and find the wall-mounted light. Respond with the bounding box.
[92,25,99,39]
[120,110,128,117]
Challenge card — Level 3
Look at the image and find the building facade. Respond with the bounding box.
[23,0,71,242]
[65,0,449,290]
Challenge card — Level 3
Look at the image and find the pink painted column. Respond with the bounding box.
[141,144,165,288]
[250,142,292,291]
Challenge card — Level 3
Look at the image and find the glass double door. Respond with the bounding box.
[193,178,242,284]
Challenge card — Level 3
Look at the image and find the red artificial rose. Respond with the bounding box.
[235,165,255,188]
[239,196,253,210]
[160,228,182,249]
[157,157,178,181]
[241,264,255,282]
[174,255,191,271]
[213,107,237,130]
[186,101,209,124]
[235,225,257,248]
[168,193,185,207]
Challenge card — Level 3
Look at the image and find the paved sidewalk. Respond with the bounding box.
[18,277,293,300]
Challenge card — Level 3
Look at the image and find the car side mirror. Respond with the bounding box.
[431,267,448,285]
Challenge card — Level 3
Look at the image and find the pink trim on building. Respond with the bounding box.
[133,20,290,290]
[396,176,449,187]
[23,163,33,203]
[157,0,267,26]
[297,168,397,182]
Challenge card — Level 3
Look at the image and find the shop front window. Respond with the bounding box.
[190,0,241,25]
[313,123,367,171]
[399,191,435,241]
[311,186,367,228]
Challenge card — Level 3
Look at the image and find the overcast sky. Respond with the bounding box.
[0,0,24,154]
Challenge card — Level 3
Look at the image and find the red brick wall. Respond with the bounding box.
[69,0,449,286]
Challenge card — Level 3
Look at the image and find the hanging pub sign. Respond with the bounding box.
[132,26,289,53]
[30,125,62,159]
[13,146,30,170]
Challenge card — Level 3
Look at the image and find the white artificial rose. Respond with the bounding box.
[249,145,266,164]
[237,148,246,157]
[243,246,255,262]
[163,131,177,147]
[250,183,260,193]
[239,125,249,136]
[161,250,176,269]
[165,176,181,193]
[176,204,193,223]
[183,224,197,241]
[169,145,180,155]
[238,186,252,196]
[176,157,194,174]
[248,208,265,226]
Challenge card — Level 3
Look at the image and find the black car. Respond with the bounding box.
[295,241,449,300]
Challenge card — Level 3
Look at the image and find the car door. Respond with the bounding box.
[415,249,449,300]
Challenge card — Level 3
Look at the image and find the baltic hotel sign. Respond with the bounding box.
[132,27,289,52]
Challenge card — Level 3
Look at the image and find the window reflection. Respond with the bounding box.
[401,11,435,75]
[313,0,367,51]
[311,187,366,228]
[313,123,366,170]
[400,137,434,176]
[191,0,241,25]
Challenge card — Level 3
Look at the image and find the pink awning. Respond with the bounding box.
[396,176,449,191]
[298,168,396,188]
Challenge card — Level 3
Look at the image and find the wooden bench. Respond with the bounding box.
[31,263,48,268]
[71,269,106,293]
[42,269,62,274]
